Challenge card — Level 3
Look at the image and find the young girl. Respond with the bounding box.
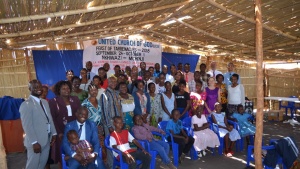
[156,73,166,94]
[192,105,220,157]
[166,109,195,163]
[190,80,207,116]
[231,105,256,144]
[132,115,177,169]
[211,102,241,157]
[161,81,176,121]
[175,80,191,120]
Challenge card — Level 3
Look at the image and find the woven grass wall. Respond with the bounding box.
[0,49,36,98]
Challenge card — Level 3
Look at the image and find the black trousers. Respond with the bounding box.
[122,151,151,169]
[168,131,195,157]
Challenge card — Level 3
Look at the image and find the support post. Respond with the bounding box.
[254,0,264,168]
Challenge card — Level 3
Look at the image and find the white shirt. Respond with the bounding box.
[76,121,86,140]
[227,84,245,105]
[109,132,135,157]
[207,70,223,79]
[165,74,174,83]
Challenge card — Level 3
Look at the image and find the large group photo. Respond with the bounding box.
[0,1,300,169]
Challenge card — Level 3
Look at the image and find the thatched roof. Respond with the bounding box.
[0,0,299,60]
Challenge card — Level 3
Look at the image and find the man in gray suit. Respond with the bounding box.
[19,79,57,169]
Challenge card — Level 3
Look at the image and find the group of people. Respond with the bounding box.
[19,60,256,169]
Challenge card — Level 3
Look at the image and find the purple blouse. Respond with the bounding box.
[132,123,164,141]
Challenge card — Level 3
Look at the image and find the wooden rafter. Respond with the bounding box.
[205,0,299,40]
[0,1,187,39]
[173,18,254,48]
[0,0,153,24]
[16,19,162,45]
[148,0,204,31]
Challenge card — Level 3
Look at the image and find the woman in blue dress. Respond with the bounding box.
[231,105,256,144]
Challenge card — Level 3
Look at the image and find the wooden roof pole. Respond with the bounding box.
[16,19,162,45]
[254,0,263,168]
[0,2,187,39]
[0,0,152,24]
[24,48,32,82]
[205,0,298,41]
[148,0,204,31]
[173,18,254,49]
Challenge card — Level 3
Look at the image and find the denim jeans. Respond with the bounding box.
[149,140,171,164]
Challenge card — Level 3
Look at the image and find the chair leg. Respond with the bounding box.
[172,143,179,167]
[218,138,224,155]
[149,151,157,169]
[190,147,198,160]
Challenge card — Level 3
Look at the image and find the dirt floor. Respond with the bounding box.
[6,116,300,169]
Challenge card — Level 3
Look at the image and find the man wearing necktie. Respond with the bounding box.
[223,62,241,88]
[19,80,57,169]
[183,63,194,83]
[62,106,106,169]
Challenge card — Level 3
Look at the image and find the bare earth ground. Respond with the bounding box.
[7,116,300,169]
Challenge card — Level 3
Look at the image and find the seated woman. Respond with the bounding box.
[166,109,195,163]
[132,115,176,169]
[211,102,241,157]
[231,104,256,145]
[192,105,220,157]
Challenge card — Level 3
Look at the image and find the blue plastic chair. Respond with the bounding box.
[207,116,241,155]
[104,135,156,169]
[279,96,297,118]
[181,117,198,160]
[62,147,102,169]
[246,145,286,169]
[129,131,157,169]
[157,121,179,167]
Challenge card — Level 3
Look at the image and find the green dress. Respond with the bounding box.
[71,90,88,103]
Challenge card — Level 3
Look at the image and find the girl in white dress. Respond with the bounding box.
[192,105,220,157]
[211,102,241,157]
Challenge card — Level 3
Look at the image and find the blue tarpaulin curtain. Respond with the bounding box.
[161,52,200,73]
[0,96,24,120]
[32,50,83,99]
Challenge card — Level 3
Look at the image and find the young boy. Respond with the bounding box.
[110,116,151,169]
[166,109,195,163]
[66,130,94,161]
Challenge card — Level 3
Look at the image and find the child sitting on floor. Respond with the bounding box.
[231,104,256,145]
[66,130,94,161]
[211,102,241,157]
[110,116,151,169]
[192,105,220,157]
[132,114,177,169]
[166,109,195,163]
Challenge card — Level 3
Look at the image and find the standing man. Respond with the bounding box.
[177,63,183,72]
[85,61,96,80]
[19,80,57,169]
[100,77,123,169]
[143,70,153,93]
[138,62,147,77]
[62,107,106,169]
[188,71,201,93]
[207,61,223,80]
[183,63,194,83]
[223,62,240,88]
[153,63,161,77]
